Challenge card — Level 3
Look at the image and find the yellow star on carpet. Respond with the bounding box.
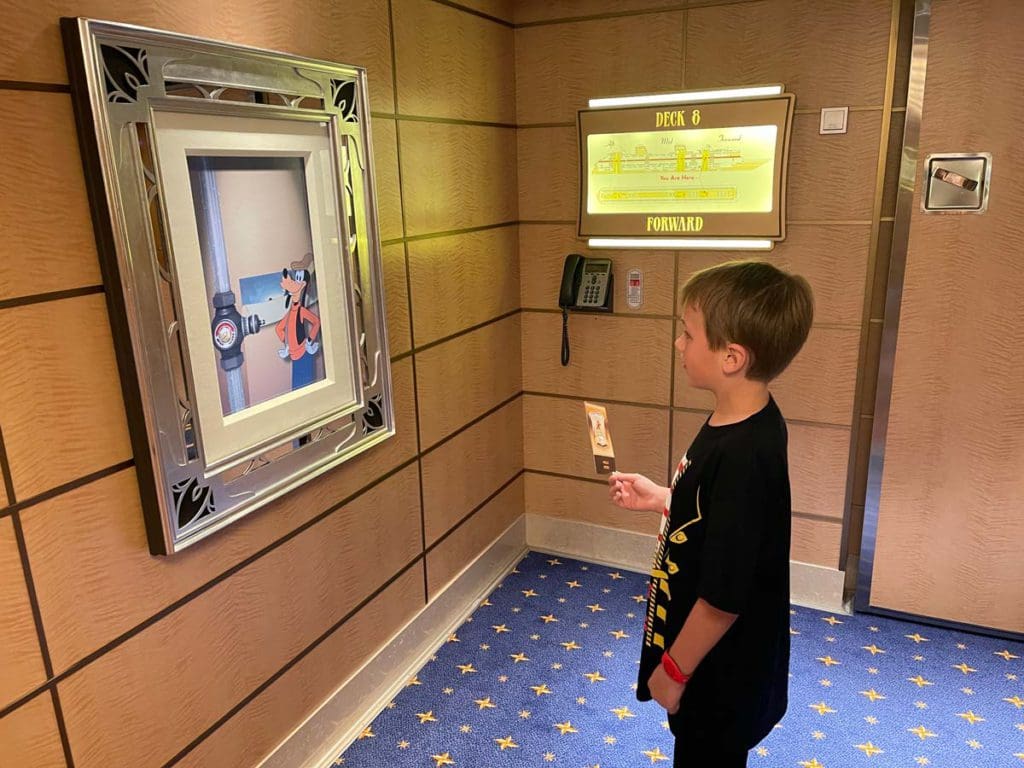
[397,741,410,749]
[579,622,590,629]
[407,675,422,686]
[431,754,454,768]
[510,653,529,663]
[861,689,886,702]
[868,667,879,675]
[604,735,617,744]
[416,711,438,724]
[962,687,975,695]
[357,726,374,740]
[531,634,541,640]
[953,662,978,674]
[817,656,841,667]
[966,739,982,749]
[447,633,459,643]
[609,571,624,579]
[566,580,582,588]
[459,725,471,734]
[1014,753,1024,761]
[642,746,669,763]
[584,671,607,683]
[457,663,477,675]
[480,643,491,651]
[798,760,824,768]
[957,643,967,650]
[551,663,563,670]
[819,679,832,687]
[541,614,559,623]
[915,759,930,766]
[492,624,510,634]
[519,710,531,718]
[913,655,924,661]
[554,721,578,735]
[756,746,770,756]
[480,598,492,607]
[531,684,553,696]
[548,558,562,566]
[443,687,454,695]
[611,705,636,720]
[1009,674,1019,681]
[907,675,934,687]
[610,630,629,640]
[632,594,647,603]
[498,675,509,682]
[865,716,879,725]
[855,741,883,757]
[957,710,984,724]
[822,616,844,626]
[494,736,518,751]
[996,649,1021,660]
[914,701,927,709]
[1016,723,1024,731]
[908,725,937,740]
[812,731,826,740]
[587,603,606,613]
[869,626,880,632]
[561,640,582,651]
[809,702,836,715]
[577,696,587,704]
[790,628,801,636]
[475,697,496,710]
[1004,696,1024,709]
[905,633,930,643]
[521,589,538,598]
[862,644,886,655]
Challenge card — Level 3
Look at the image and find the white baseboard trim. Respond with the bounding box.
[526,514,849,615]
[259,516,528,768]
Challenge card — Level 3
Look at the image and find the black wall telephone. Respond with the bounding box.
[559,254,613,366]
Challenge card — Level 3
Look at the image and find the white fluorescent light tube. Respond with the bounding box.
[589,86,783,109]
[588,238,774,251]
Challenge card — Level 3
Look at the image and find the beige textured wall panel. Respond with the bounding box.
[422,398,523,546]
[427,475,523,598]
[787,112,882,221]
[382,243,412,357]
[672,411,850,522]
[519,225,677,316]
[400,123,517,236]
[525,473,658,536]
[408,226,520,346]
[0,92,100,302]
[458,0,514,21]
[0,294,131,499]
[0,693,66,768]
[0,518,46,707]
[1,0,395,111]
[675,325,860,426]
[517,127,577,221]
[515,11,684,124]
[57,465,422,768]
[791,516,841,568]
[21,358,418,672]
[869,0,1024,632]
[178,565,424,768]
[523,313,673,405]
[394,0,515,123]
[524,395,669,485]
[677,224,872,327]
[685,0,891,109]
[415,314,522,448]
[372,118,404,242]
[515,0,683,24]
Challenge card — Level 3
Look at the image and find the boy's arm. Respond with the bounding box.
[667,598,737,675]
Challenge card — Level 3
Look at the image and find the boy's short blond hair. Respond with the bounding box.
[680,260,814,382]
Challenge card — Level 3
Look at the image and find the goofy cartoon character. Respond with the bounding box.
[275,252,321,391]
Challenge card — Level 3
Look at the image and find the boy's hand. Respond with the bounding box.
[608,472,669,514]
[647,664,685,714]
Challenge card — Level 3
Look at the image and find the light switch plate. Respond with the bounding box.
[819,106,848,134]
[922,152,992,213]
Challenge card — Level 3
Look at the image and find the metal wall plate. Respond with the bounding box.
[922,152,992,213]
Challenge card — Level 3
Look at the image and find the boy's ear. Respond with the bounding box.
[721,342,751,376]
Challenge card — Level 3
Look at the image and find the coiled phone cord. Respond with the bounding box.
[561,307,570,366]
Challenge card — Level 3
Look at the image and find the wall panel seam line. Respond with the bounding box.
[424,469,525,555]
[668,252,680,477]
[0,285,104,312]
[421,392,524,455]
[49,687,76,768]
[0,80,71,93]
[513,0,756,29]
[373,111,517,129]
[159,552,429,768]
[415,308,523,354]
[0,422,16,505]
[381,220,518,246]
[428,0,515,27]
[0,460,135,520]
[0,455,422,720]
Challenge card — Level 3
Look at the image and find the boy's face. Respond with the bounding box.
[675,304,717,390]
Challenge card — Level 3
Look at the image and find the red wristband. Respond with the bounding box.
[661,651,691,684]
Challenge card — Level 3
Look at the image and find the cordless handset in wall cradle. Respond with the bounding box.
[558,254,613,366]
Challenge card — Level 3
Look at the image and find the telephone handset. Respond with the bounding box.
[559,254,613,366]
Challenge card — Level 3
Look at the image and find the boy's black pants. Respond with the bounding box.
[673,737,749,767]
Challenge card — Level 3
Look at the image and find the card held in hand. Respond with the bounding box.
[584,401,616,474]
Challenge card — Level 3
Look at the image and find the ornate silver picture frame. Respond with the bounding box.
[62,18,394,554]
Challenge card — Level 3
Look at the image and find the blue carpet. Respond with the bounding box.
[336,551,1024,767]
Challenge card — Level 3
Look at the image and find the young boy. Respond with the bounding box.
[609,260,813,767]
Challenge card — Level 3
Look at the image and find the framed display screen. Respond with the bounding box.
[577,92,796,242]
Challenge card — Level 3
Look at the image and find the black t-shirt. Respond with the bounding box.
[636,396,791,749]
